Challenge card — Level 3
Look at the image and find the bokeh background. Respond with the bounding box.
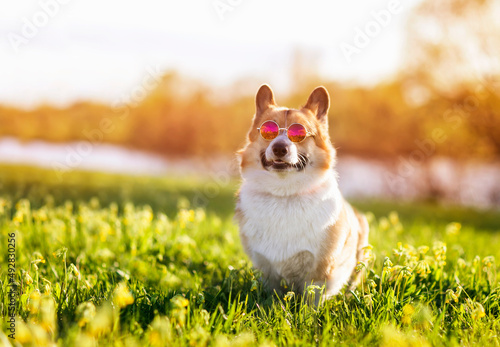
[1,0,500,208]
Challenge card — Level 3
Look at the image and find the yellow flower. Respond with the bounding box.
[29,289,41,314]
[363,294,374,310]
[433,241,447,266]
[32,252,45,265]
[76,302,97,327]
[433,242,447,258]
[403,303,415,315]
[445,289,458,304]
[142,209,154,223]
[89,304,113,337]
[148,316,173,346]
[39,295,57,333]
[177,209,196,228]
[69,264,81,281]
[415,260,431,277]
[33,209,48,222]
[473,255,481,267]
[42,280,52,295]
[284,291,295,302]
[393,243,404,258]
[170,295,189,327]
[280,278,288,289]
[72,333,97,347]
[467,299,486,320]
[250,280,259,292]
[13,210,24,224]
[472,304,486,320]
[417,245,429,256]
[383,257,393,269]
[99,222,111,242]
[149,330,162,347]
[170,295,189,309]
[16,319,32,344]
[113,283,134,309]
[388,211,399,225]
[482,256,495,268]
[401,304,414,325]
[24,272,34,285]
[15,199,30,210]
[457,258,467,269]
[355,261,366,273]
[445,222,461,236]
[306,284,321,296]
[363,245,375,264]
[401,267,413,279]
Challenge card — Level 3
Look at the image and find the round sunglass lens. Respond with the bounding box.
[287,124,307,142]
[260,121,279,140]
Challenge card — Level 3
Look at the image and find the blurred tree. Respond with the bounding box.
[1,0,500,160]
[404,0,500,96]
[403,0,500,159]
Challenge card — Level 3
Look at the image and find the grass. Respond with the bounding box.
[0,163,499,346]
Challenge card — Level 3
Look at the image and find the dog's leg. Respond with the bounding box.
[253,252,282,295]
[279,251,315,294]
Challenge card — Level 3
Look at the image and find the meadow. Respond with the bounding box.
[1,164,499,346]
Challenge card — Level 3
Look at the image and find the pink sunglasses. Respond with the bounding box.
[257,120,312,143]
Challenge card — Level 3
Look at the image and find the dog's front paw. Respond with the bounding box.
[279,250,315,291]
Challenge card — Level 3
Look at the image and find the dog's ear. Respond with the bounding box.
[255,84,276,114]
[303,86,330,125]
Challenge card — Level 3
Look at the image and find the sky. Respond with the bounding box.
[0,0,423,109]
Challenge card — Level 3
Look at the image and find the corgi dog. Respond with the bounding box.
[235,84,369,299]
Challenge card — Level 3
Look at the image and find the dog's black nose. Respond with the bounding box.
[272,142,289,157]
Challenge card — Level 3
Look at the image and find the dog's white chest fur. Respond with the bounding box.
[238,175,342,264]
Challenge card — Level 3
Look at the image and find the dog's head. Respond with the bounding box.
[239,84,336,196]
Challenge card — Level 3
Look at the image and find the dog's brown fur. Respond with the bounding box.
[235,85,369,298]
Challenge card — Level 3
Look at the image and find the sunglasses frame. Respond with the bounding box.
[257,120,312,143]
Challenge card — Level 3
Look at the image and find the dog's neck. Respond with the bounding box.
[241,168,339,198]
